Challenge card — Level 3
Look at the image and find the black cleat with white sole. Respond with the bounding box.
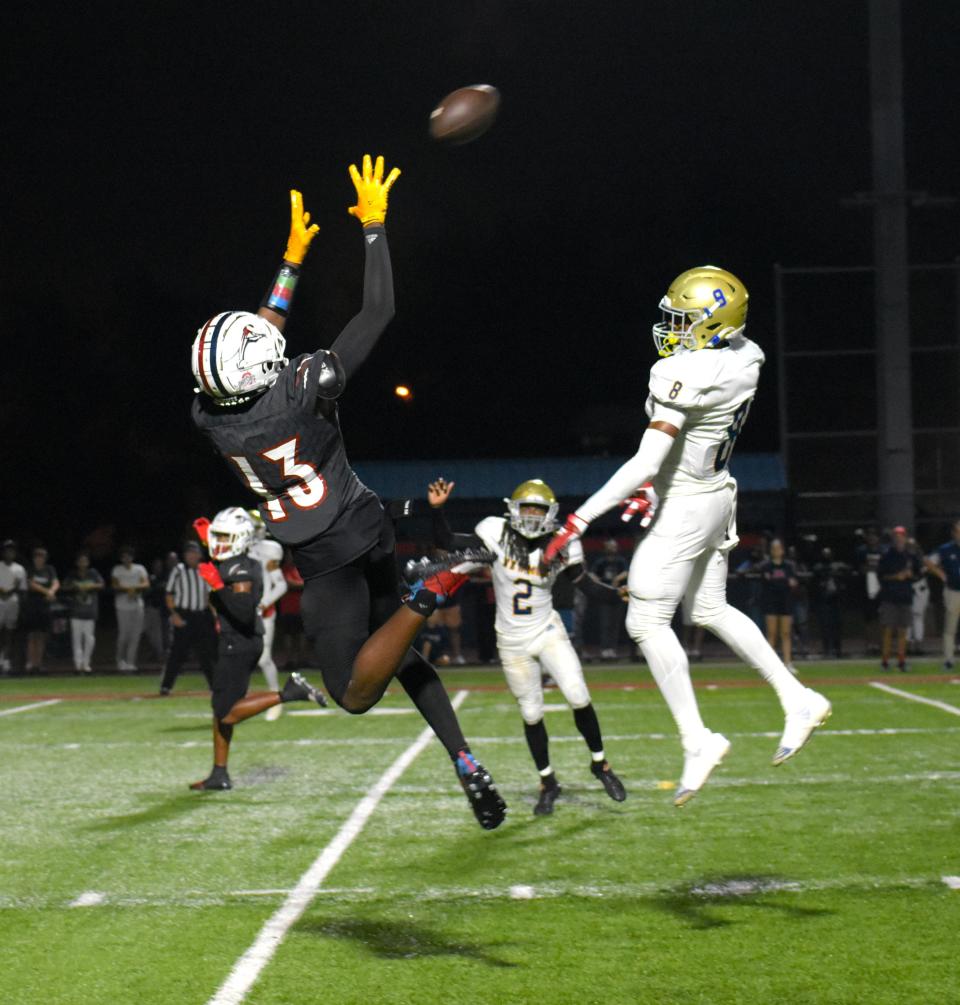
[455,751,506,830]
[280,672,328,707]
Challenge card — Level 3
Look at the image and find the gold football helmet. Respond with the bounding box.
[505,479,559,539]
[652,266,748,357]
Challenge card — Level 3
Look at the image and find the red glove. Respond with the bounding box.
[192,516,211,545]
[542,513,589,566]
[198,561,224,591]
[619,483,659,529]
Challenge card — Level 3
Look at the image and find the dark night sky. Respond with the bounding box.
[1,2,957,554]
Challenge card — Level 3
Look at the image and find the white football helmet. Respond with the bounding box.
[192,311,287,401]
[208,506,256,561]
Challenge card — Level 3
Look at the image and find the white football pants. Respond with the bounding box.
[498,612,591,724]
[625,485,806,752]
[258,613,279,691]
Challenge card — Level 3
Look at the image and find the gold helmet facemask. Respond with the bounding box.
[504,479,559,539]
[652,266,749,358]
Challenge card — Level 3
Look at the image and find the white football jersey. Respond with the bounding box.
[248,539,287,614]
[475,516,584,643]
[645,336,764,497]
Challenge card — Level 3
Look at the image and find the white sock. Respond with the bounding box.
[639,626,707,753]
[260,657,280,692]
[538,765,554,778]
[704,606,806,711]
[591,750,605,763]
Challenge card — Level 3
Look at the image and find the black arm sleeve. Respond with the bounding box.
[564,564,622,600]
[329,225,395,381]
[430,507,484,551]
[211,587,258,635]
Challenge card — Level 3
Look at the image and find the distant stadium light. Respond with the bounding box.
[394,385,412,400]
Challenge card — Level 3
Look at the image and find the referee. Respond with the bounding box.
[159,542,216,694]
[925,519,960,671]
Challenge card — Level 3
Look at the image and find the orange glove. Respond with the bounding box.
[198,562,224,591]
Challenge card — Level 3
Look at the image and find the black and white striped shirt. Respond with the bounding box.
[165,563,211,612]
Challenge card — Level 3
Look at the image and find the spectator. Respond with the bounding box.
[63,552,104,673]
[877,525,920,672]
[760,538,798,671]
[906,537,929,656]
[734,545,766,630]
[143,557,170,663]
[856,528,883,655]
[788,545,811,660]
[0,539,26,673]
[159,542,215,694]
[111,547,149,672]
[811,547,847,659]
[277,553,306,670]
[924,518,960,672]
[591,538,628,660]
[22,547,59,673]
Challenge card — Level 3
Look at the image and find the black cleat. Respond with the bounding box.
[455,751,506,830]
[533,781,562,816]
[591,760,627,802]
[280,672,328,707]
[403,547,496,586]
[190,768,232,791]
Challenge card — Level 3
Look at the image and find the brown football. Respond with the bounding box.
[429,85,501,144]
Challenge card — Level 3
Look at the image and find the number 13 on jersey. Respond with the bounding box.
[229,435,327,521]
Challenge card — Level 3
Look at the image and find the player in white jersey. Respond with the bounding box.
[248,525,289,721]
[544,266,832,807]
[429,478,627,815]
[0,540,27,672]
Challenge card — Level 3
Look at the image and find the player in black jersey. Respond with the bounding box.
[189,507,327,791]
[189,156,505,828]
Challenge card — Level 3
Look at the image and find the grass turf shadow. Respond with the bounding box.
[296,916,519,968]
[82,792,210,832]
[651,874,835,930]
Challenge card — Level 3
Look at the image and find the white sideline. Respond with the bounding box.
[206,689,469,1005]
[0,698,61,718]
[868,682,960,717]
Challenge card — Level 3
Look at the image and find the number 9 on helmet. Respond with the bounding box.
[652,266,748,358]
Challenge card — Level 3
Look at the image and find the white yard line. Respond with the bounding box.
[206,689,469,1005]
[0,698,61,718]
[869,681,960,717]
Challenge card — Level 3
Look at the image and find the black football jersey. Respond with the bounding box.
[215,554,264,639]
[193,352,381,562]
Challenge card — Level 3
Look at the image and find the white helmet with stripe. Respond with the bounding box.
[208,506,256,561]
[192,311,287,401]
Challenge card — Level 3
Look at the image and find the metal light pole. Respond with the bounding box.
[869,0,915,528]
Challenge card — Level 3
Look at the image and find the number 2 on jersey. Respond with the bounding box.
[714,398,752,473]
[512,579,533,616]
[229,435,327,521]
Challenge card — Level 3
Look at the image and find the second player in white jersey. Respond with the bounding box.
[248,534,289,720]
[544,266,831,807]
[429,478,627,815]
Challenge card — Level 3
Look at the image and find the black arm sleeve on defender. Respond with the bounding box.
[210,587,258,634]
[563,564,622,600]
[430,508,484,551]
[329,225,395,381]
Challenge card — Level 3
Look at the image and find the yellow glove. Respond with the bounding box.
[348,154,401,227]
[283,189,319,265]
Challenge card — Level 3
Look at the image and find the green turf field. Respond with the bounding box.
[2,662,958,1005]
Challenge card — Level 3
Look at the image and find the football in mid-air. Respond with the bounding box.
[429,85,500,144]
